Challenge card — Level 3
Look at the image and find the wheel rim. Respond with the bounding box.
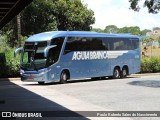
[114,69,119,78]
[122,69,127,77]
[62,73,67,81]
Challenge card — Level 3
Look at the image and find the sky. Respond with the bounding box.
[82,0,160,30]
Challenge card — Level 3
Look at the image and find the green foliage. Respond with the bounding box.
[5,49,20,77]
[104,25,118,33]
[153,27,160,31]
[0,37,20,77]
[0,24,17,47]
[52,0,95,30]
[1,0,95,47]
[141,29,151,36]
[0,49,20,78]
[92,28,104,33]
[129,0,160,13]
[142,37,152,45]
[21,0,58,35]
[141,57,160,73]
[102,25,150,35]
[0,35,10,52]
[118,26,141,35]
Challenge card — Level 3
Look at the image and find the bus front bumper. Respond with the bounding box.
[20,69,49,82]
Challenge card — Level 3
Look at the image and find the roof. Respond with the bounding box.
[0,0,33,29]
[26,31,140,42]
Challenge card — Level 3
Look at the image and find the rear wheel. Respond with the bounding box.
[113,67,120,79]
[60,71,68,84]
[121,67,128,78]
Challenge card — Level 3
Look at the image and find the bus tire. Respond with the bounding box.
[38,82,44,85]
[113,67,120,79]
[91,77,97,80]
[60,71,68,84]
[121,67,128,78]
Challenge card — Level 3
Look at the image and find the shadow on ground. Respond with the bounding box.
[0,79,89,120]
[22,76,139,86]
[128,80,160,88]
[67,76,137,84]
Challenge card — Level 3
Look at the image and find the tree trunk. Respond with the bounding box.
[17,14,21,47]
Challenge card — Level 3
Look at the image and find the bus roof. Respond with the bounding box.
[26,31,139,42]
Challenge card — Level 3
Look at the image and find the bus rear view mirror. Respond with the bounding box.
[14,47,23,57]
[44,45,57,58]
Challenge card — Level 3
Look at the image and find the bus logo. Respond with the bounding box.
[72,51,108,60]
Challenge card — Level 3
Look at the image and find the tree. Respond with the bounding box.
[1,0,95,47]
[21,0,57,36]
[152,27,160,31]
[0,18,17,47]
[118,26,141,35]
[104,25,118,33]
[92,28,104,33]
[17,14,21,47]
[142,37,152,46]
[129,0,160,13]
[52,0,95,30]
[141,29,151,36]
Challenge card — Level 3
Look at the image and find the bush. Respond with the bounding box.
[0,35,20,78]
[141,57,160,73]
[5,49,20,77]
[0,49,20,78]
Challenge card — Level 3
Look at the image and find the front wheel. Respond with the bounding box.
[38,82,44,85]
[60,71,68,84]
[113,67,120,79]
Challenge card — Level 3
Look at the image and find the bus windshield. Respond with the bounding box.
[21,41,48,70]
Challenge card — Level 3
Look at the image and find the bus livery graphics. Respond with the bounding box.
[14,31,140,84]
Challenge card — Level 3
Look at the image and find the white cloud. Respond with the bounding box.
[82,0,160,30]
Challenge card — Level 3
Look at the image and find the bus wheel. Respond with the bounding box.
[38,82,44,85]
[121,68,128,78]
[60,71,68,84]
[113,67,120,79]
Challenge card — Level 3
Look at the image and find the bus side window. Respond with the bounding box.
[102,38,109,50]
[64,37,75,54]
[47,37,65,65]
[107,38,114,50]
[132,39,139,49]
[90,37,105,50]
[64,37,90,54]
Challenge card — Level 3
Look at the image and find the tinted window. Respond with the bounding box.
[90,37,106,50]
[64,37,106,54]
[47,37,65,66]
[105,37,139,50]
[64,37,139,54]
[132,39,139,49]
[113,38,132,50]
[102,37,113,50]
[65,37,90,53]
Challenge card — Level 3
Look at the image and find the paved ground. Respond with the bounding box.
[0,75,160,120]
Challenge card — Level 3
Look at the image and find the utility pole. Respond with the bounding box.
[17,13,21,47]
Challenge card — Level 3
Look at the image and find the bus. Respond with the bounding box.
[14,31,140,84]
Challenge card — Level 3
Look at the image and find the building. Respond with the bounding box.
[146,29,160,36]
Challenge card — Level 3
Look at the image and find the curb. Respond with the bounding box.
[131,73,160,76]
[0,77,20,81]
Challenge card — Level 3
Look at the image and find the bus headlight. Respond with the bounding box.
[20,69,25,75]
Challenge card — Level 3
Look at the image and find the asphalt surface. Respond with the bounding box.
[0,74,160,120]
